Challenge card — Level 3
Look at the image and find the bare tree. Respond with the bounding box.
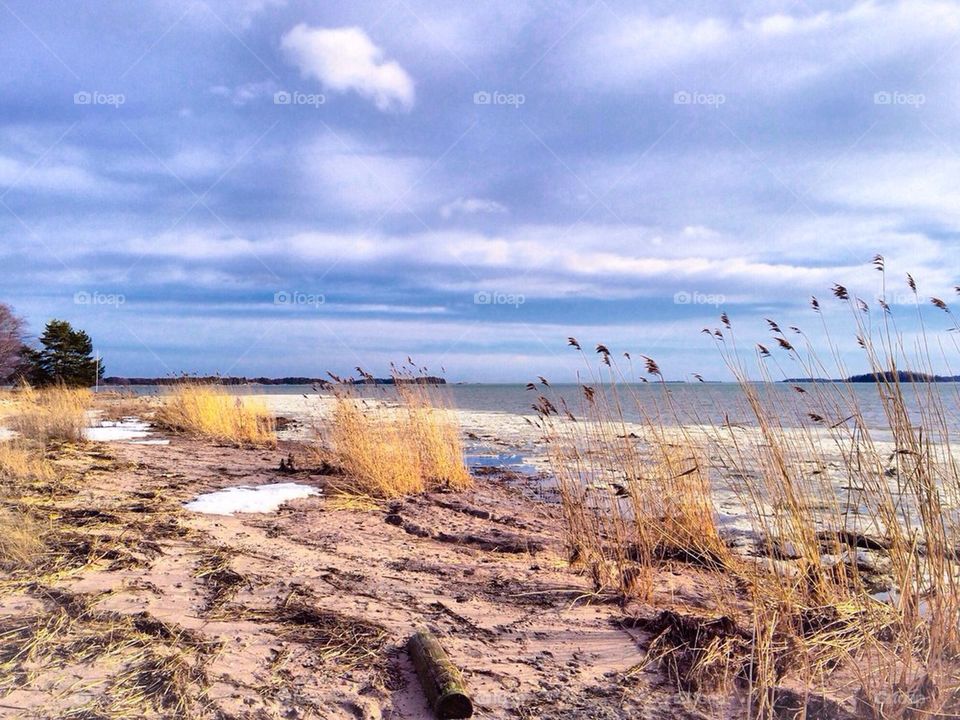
[0,304,26,382]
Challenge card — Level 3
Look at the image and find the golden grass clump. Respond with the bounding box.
[324,366,471,498]
[156,385,276,447]
[0,440,56,486]
[11,386,91,444]
[329,397,425,497]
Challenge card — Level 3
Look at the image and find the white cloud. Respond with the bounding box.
[209,81,277,106]
[0,154,125,196]
[576,1,960,90]
[280,24,414,112]
[439,197,508,219]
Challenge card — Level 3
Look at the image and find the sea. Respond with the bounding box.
[115,382,960,435]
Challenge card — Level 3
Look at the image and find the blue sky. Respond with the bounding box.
[3,0,960,381]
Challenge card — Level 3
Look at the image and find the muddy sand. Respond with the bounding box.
[0,408,733,720]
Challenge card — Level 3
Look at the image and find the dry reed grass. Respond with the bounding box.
[324,365,470,498]
[0,440,55,485]
[541,259,960,717]
[10,385,91,444]
[156,384,276,447]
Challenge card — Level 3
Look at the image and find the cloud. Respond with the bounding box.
[209,81,278,106]
[439,197,507,219]
[280,24,414,111]
[298,133,431,213]
[575,1,960,90]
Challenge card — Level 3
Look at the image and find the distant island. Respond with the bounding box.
[102,375,447,386]
[785,370,960,384]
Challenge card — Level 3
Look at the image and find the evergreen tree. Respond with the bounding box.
[27,320,103,387]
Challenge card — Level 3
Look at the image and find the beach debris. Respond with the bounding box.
[195,548,249,611]
[624,609,750,692]
[278,452,299,473]
[407,628,473,719]
[773,687,857,719]
[384,510,544,553]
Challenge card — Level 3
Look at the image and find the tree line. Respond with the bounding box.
[0,303,103,387]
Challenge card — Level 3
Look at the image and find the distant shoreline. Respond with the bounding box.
[784,370,960,384]
[101,376,447,386]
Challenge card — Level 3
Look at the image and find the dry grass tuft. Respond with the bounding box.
[11,386,91,444]
[328,396,425,497]
[156,384,276,447]
[324,365,470,498]
[0,440,56,486]
[228,586,390,670]
[0,507,44,572]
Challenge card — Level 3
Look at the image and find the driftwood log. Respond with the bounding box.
[407,629,473,719]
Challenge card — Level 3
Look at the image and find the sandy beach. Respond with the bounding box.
[0,393,710,719]
[0,386,955,720]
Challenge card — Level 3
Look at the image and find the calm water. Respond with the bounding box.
[116,382,960,434]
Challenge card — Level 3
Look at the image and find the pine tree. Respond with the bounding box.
[27,320,103,387]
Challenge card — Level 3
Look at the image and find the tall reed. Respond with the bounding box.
[541,258,960,717]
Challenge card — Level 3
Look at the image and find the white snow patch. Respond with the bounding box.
[83,418,153,442]
[184,483,321,516]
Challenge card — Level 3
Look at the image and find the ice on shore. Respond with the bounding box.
[83,418,167,443]
[185,483,321,515]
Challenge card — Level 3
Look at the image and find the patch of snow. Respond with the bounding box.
[83,418,152,442]
[184,483,321,516]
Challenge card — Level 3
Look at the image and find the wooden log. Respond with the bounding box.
[407,629,473,719]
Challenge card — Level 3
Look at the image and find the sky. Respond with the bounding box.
[3,0,960,382]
